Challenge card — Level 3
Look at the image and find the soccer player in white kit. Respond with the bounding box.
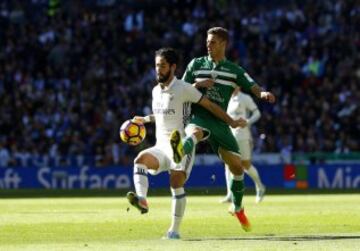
[221,87,266,204]
[126,48,245,239]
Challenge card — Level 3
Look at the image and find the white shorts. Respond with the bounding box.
[237,139,253,160]
[138,145,195,180]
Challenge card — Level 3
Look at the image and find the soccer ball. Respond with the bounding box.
[119,120,146,146]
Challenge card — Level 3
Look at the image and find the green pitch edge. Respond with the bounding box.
[0,188,358,198]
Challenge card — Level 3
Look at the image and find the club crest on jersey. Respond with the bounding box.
[211,72,218,79]
[160,93,174,102]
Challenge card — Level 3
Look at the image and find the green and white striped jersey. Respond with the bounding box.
[182,56,256,123]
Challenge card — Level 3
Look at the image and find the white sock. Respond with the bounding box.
[225,165,232,198]
[169,187,186,233]
[133,164,148,199]
[245,165,263,190]
[232,173,244,181]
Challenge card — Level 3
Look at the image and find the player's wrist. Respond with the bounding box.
[260,91,270,99]
[143,115,152,123]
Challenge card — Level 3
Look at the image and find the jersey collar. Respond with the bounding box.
[160,76,177,91]
[207,55,227,66]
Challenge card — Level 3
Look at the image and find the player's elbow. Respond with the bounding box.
[199,98,212,111]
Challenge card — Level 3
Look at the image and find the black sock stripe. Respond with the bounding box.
[134,168,147,174]
[173,193,186,199]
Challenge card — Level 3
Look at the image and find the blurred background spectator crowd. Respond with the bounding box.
[0,0,359,167]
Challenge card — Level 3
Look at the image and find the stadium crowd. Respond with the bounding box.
[0,0,359,167]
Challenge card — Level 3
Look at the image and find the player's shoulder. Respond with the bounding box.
[188,56,208,66]
[173,78,192,89]
[224,59,246,73]
[152,83,160,91]
[174,78,186,88]
[239,92,252,99]
[173,78,200,98]
[181,81,198,94]
[241,92,257,106]
[195,56,208,62]
[174,77,186,84]
[152,84,161,94]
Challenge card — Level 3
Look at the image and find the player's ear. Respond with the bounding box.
[171,63,177,73]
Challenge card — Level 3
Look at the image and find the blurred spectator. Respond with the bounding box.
[0,140,11,167]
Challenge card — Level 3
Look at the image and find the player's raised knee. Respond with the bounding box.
[170,171,186,188]
[134,153,159,170]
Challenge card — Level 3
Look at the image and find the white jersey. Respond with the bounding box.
[227,92,260,140]
[152,77,202,154]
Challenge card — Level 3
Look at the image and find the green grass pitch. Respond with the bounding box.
[0,194,359,250]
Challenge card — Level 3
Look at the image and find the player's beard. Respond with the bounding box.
[157,70,171,84]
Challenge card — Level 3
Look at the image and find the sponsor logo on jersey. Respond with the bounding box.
[153,108,176,115]
[219,66,230,71]
[206,86,225,103]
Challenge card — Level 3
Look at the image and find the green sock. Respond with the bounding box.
[182,136,194,155]
[230,179,245,211]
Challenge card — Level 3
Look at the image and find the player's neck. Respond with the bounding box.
[159,76,175,89]
[210,54,225,64]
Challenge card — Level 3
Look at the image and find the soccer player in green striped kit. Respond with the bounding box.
[170,27,275,231]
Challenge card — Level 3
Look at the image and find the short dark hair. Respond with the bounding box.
[207,27,229,43]
[155,47,179,66]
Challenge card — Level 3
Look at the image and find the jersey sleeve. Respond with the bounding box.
[245,94,258,112]
[182,58,196,84]
[182,81,203,103]
[236,67,256,92]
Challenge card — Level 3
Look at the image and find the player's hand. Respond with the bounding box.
[132,116,145,124]
[230,118,247,128]
[237,118,248,128]
[193,79,215,89]
[260,91,276,103]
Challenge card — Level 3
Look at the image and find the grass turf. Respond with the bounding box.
[0,194,359,250]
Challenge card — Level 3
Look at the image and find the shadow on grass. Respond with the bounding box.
[186,235,360,242]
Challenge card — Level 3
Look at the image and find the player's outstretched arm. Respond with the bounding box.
[132,115,155,124]
[250,84,276,103]
[192,79,215,89]
[198,97,245,128]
